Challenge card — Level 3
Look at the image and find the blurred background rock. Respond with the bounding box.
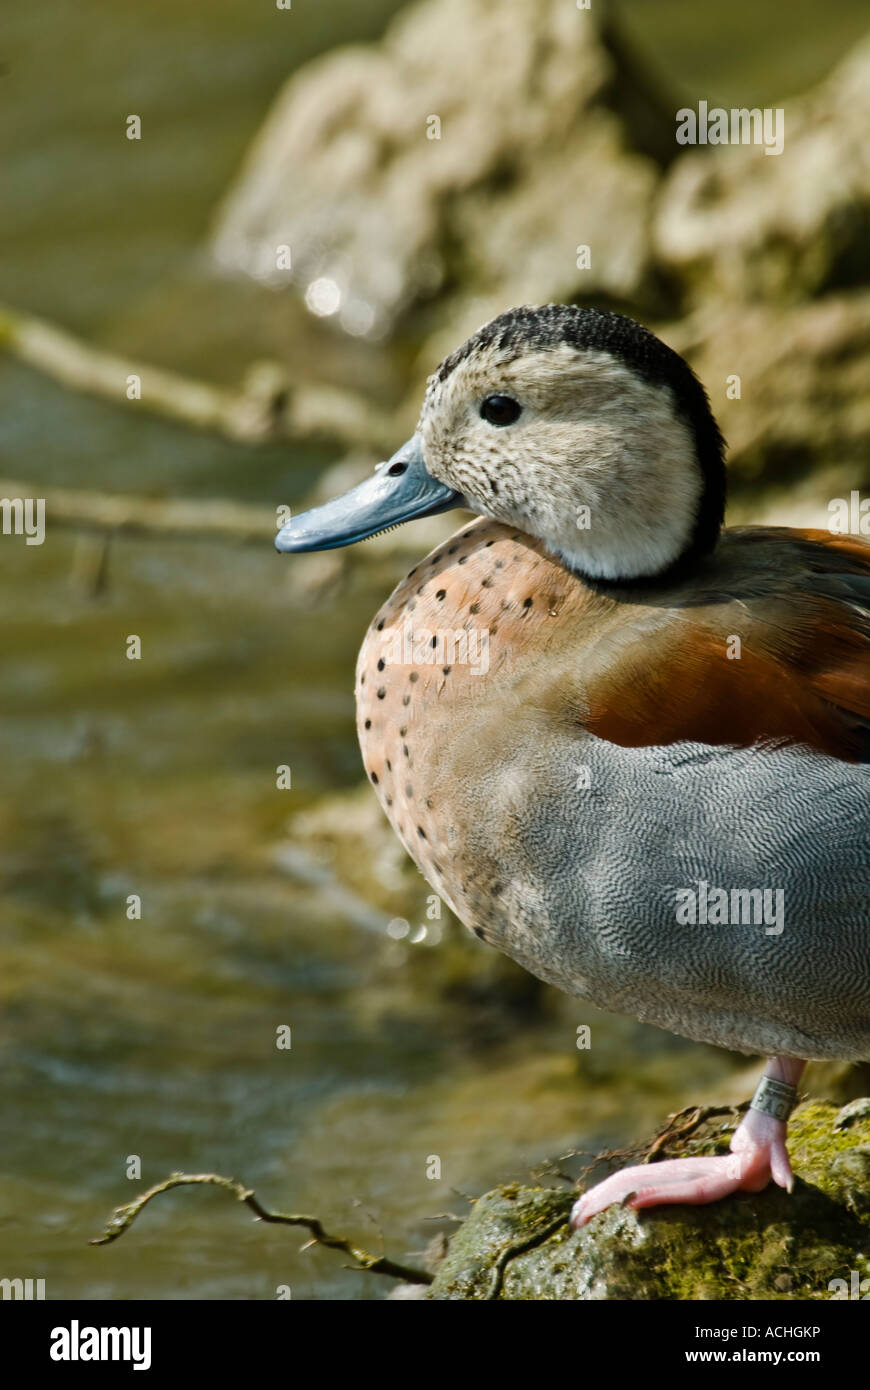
[1,0,868,1299]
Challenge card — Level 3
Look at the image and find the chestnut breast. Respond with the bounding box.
[355,520,601,932]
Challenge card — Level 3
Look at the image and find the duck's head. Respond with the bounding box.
[277,304,726,584]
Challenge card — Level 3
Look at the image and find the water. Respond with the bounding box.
[1,1,865,1299]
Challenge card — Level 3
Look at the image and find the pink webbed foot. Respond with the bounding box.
[571,1073,801,1229]
[571,1152,748,1226]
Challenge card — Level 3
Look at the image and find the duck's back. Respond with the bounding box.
[356,520,870,1058]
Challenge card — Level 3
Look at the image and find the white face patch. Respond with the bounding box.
[419,343,704,581]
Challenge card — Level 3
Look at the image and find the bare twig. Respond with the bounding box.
[0,301,394,449]
[90,1171,432,1286]
[0,475,275,545]
[643,1103,739,1162]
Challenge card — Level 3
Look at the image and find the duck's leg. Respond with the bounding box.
[571,1057,805,1228]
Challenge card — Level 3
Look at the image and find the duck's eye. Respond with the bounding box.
[480,394,521,427]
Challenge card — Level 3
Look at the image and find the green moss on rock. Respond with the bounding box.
[428,1101,870,1300]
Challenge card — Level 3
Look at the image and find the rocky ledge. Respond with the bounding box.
[425,1099,870,1299]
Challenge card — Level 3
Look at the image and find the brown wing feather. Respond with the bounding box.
[583,527,870,761]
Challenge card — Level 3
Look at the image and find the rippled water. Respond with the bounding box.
[1,1,866,1299]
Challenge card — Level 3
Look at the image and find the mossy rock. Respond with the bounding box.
[428,1101,870,1299]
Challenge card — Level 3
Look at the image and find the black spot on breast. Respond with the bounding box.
[364,718,372,729]
[378,687,386,699]
[436,589,446,601]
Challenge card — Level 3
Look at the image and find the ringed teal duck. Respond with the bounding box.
[277,305,870,1225]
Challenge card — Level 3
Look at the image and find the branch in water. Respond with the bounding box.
[0,475,275,546]
[0,300,394,449]
[90,1171,433,1286]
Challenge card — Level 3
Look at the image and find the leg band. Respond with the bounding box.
[750,1075,798,1122]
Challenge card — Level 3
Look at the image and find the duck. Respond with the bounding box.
[276,304,870,1227]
